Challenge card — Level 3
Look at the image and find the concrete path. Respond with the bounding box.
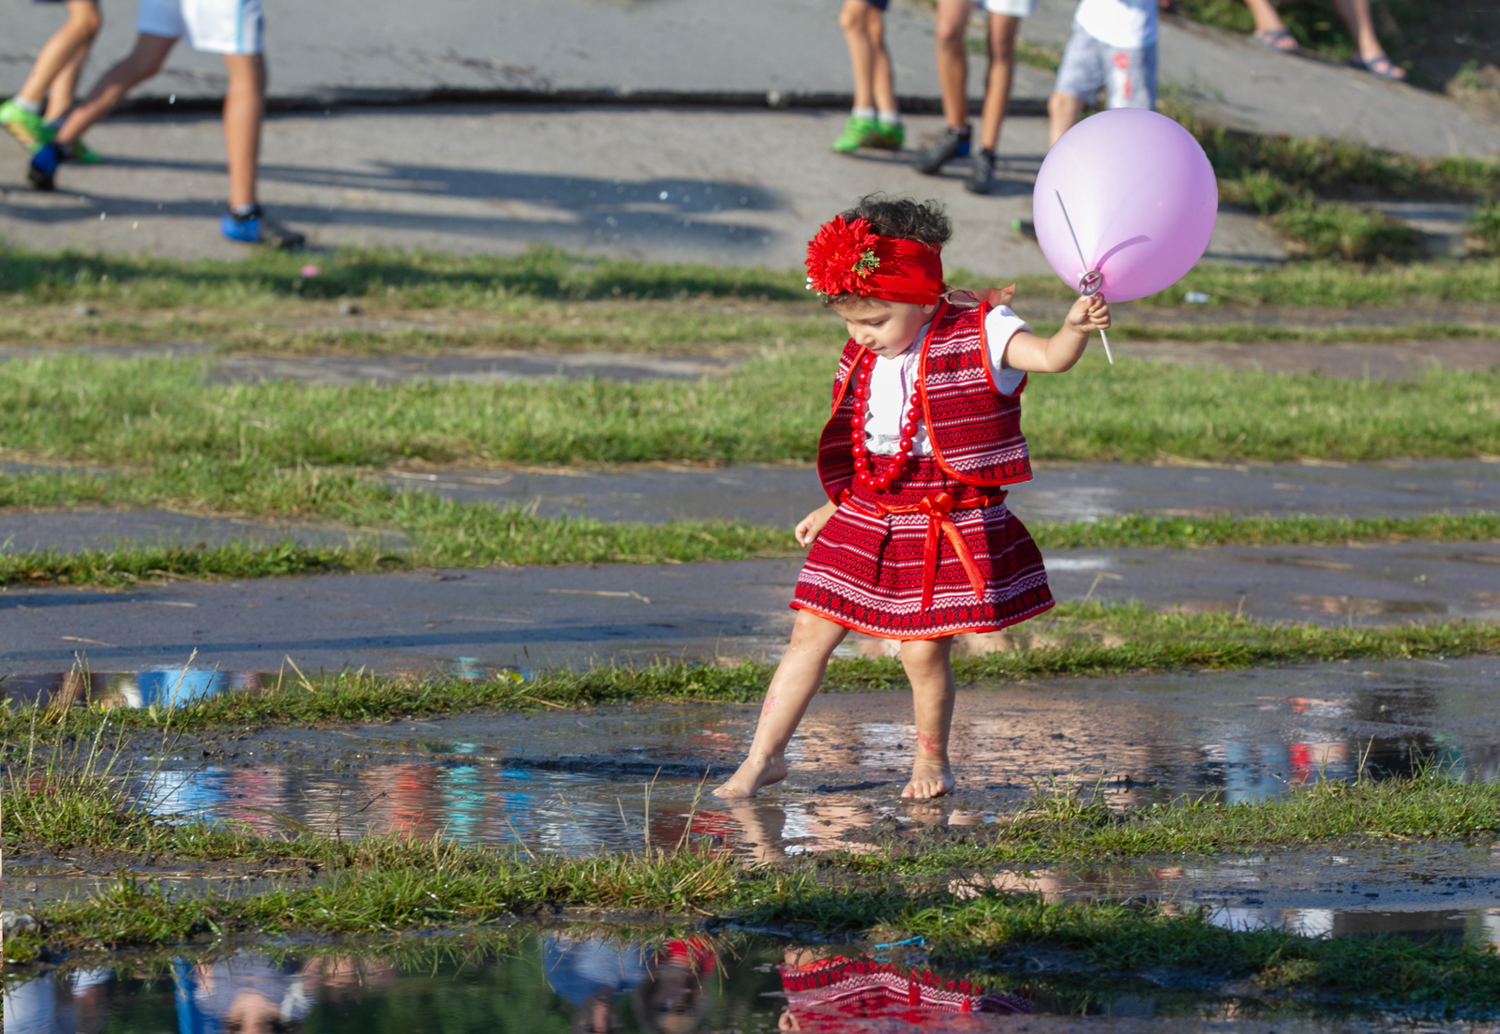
[6,0,1496,158]
[0,508,405,555]
[3,540,1496,675]
[0,107,1284,272]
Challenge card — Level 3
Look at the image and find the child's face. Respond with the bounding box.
[831,297,939,359]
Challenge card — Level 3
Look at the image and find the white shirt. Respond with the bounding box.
[863,306,1029,455]
[1074,0,1158,50]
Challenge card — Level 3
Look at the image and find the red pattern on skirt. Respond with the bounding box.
[792,455,1054,639]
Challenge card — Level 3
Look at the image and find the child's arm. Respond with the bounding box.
[796,501,838,547]
[1002,295,1111,374]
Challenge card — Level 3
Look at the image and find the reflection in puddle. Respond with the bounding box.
[1,936,1048,1034]
[1293,595,1448,617]
[2,670,263,709]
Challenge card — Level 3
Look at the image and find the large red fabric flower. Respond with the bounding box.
[805,215,882,297]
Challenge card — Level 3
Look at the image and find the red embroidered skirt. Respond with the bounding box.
[791,455,1053,639]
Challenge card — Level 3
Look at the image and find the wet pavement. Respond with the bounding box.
[0,509,404,555]
[384,458,1500,526]
[9,930,1493,1034]
[2,538,1497,674]
[8,657,1500,949]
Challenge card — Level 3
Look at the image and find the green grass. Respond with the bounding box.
[4,353,1499,478]
[5,606,1494,736]
[7,761,1500,1012]
[2,512,1495,589]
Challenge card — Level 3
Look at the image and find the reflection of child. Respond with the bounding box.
[543,934,651,1034]
[778,952,1030,1032]
[632,937,717,1034]
[715,196,1107,802]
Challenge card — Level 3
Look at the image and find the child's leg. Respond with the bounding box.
[898,637,956,799]
[713,610,849,799]
[1046,91,1084,147]
[13,0,101,109]
[978,12,1018,152]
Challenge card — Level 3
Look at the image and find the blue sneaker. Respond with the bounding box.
[914,127,971,176]
[220,204,306,249]
[28,141,65,191]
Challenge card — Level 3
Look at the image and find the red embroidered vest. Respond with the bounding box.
[816,301,1033,503]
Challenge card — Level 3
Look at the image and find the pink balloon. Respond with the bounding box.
[1032,109,1218,303]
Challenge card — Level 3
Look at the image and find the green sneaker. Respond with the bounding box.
[870,121,905,150]
[68,138,104,164]
[831,115,881,153]
[0,99,49,153]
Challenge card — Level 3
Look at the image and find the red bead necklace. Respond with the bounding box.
[849,350,923,493]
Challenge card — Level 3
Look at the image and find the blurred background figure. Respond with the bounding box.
[3,968,114,1034]
[918,0,1037,194]
[1241,0,1405,80]
[28,0,305,249]
[0,0,105,163]
[832,0,904,153]
[1048,0,1158,146]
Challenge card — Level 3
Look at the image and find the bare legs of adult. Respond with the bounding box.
[933,0,972,135]
[1330,0,1404,79]
[714,610,848,798]
[221,54,265,210]
[1242,0,1297,52]
[839,0,897,115]
[1047,91,1084,148]
[834,0,902,151]
[13,0,101,118]
[897,637,957,799]
[52,33,176,149]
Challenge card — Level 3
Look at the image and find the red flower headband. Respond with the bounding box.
[805,215,945,305]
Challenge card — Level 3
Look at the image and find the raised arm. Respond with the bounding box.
[1002,295,1111,374]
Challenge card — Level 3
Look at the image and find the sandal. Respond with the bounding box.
[1251,28,1298,53]
[1348,54,1407,81]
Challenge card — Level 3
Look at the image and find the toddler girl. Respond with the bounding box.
[715,195,1108,801]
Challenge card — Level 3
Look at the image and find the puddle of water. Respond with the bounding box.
[2,930,1490,1034]
[2,670,264,709]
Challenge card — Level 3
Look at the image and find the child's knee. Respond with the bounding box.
[69,2,103,34]
[837,0,867,32]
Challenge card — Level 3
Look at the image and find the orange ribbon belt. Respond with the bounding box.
[845,489,1001,611]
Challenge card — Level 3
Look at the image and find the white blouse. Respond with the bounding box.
[862,306,1030,455]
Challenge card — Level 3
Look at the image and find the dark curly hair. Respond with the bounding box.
[840,194,952,249]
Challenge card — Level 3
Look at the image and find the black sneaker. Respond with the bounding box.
[27,141,67,191]
[915,127,971,176]
[966,149,996,195]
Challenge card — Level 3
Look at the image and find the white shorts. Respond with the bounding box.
[136,0,263,54]
[982,0,1038,17]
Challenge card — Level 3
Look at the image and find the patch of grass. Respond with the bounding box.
[7,763,1500,1012]
[4,354,1499,482]
[1,512,1494,589]
[1470,200,1500,256]
[4,607,1494,736]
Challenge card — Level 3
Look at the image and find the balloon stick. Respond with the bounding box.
[1053,190,1113,365]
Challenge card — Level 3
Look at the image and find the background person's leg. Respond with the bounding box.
[833,0,882,151]
[221,53,265,210]
[979,13,1018,153]
[898,638,957,799]
[53,34,175,147]
[1243,0,1297,51]
[12,0,101,109]
[1331,0,1404,79]
[1,0,101,152]
[916,0,977,174]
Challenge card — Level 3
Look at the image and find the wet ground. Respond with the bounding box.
[0,508,406,555]
[9,929,1494,1034]
[385,458,1500,527]
[2,539,1496,674]
[7,658,1500,958]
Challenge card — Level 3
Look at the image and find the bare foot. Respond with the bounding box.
[713,754,789,799]
[901,760,955,799]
